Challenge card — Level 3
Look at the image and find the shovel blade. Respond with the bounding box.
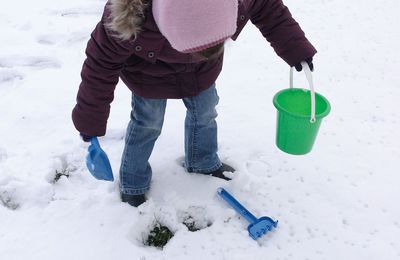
[248,217,278,240]
[86,138,114,181]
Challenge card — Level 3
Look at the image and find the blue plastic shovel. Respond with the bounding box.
[86,137,114,181]
[217,187,278,240]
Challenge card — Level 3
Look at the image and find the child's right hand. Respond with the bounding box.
[294,57,314,72]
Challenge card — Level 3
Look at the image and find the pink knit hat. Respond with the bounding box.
[152,0,238,53]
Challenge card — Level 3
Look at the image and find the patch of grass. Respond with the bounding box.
[144,223,174,249]
[53,169,70,183]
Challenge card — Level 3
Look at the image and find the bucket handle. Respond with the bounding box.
[290,62,316,123]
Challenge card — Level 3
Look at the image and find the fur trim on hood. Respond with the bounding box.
[105,0,149,40]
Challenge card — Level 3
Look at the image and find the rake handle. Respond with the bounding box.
[217,188,258,224]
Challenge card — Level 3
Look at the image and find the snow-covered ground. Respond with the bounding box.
[1,0,399,259]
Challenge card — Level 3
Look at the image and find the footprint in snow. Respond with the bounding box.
[0,177,23,210]
[0,148,7,161]
[36,31,89,46]
[36,33,67,46]
[177,206,213,231]
[46,153,79,184]
[60,9,101,17]
[129,204,214,248]
[0,56,61,70]
[246,160,272,178]
[0,190,20,210]
[0,69,24,84]
[47,6,102,18]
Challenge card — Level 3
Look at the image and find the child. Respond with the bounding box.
[72,0,317,207]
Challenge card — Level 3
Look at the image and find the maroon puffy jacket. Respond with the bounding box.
[72,0,317,136]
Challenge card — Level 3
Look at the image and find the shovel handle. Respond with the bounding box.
[217,188,258,224]
[90,137,100,148]
[87,137,101,156]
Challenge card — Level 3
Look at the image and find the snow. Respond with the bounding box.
[1,0,400,259]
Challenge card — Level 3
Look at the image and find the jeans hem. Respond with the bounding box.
[187,161,222,174]
[120,186,149,195]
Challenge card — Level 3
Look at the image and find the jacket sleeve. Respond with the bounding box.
[72,9,135,136]
[248,0,317,66]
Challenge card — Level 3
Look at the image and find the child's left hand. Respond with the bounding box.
[80,133,93,142]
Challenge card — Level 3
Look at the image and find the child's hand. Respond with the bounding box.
[294,57,314,72]
[80,133,93,142]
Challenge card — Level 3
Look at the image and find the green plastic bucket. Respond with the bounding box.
[273,63,331,155]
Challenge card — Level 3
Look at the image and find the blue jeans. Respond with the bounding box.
[119,84,222,195]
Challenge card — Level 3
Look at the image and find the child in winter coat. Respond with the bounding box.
[72,0,317,207]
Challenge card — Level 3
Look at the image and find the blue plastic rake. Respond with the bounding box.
[217,187,278,240]
[86,137,114,181]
